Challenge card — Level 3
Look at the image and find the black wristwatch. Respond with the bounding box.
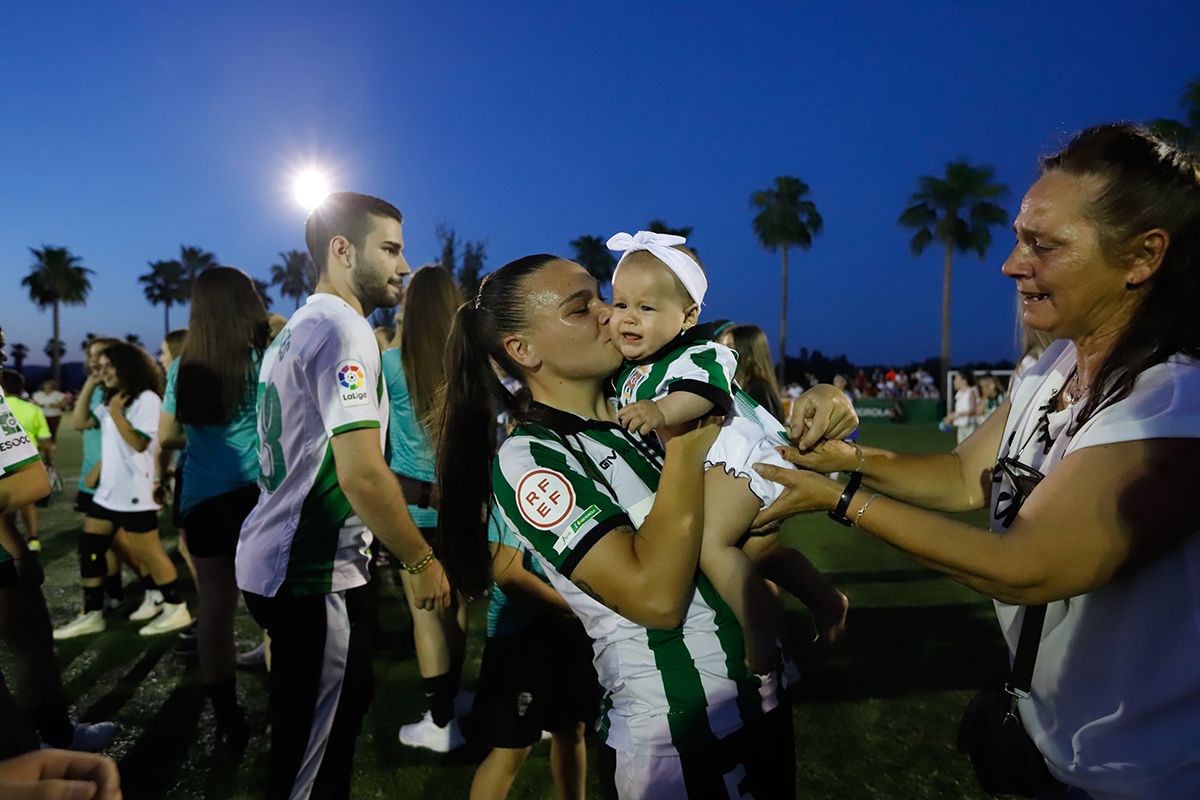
[827,471,864,527]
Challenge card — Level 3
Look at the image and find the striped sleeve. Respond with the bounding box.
[658,341,737,413]
[492,433,630,578]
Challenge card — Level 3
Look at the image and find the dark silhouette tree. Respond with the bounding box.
[1149,77,1200,153]
[178,245,218,298]
[138,259,188,335]
[570,235,617,287]
[899,160,1008,384]
[270,250,317,310]
[460,240,487,301]
[646,220,696,254]
[751,177,823,380]
[22,246,93,385]
[10,343,29,373]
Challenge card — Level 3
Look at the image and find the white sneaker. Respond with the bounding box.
[53,611,106,640]
[138,602,192,636]
[398,711,465,752]
[236,642,267,669]
[67,721,118,752]
[128,589,164,621]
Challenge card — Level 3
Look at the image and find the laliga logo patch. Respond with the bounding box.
[516,468,574,530]
[336,360,370,407]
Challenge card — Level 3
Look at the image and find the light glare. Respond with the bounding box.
[294,169,330,212]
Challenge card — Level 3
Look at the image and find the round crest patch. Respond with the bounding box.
[516,469,575,530]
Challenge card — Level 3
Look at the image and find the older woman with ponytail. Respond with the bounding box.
[436,254,856,798]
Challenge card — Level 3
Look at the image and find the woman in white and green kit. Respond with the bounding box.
[436,254,856,798]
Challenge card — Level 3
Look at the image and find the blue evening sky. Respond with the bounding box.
[3,1,1198,368]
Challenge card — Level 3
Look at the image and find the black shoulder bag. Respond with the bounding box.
[956,603,1061,796]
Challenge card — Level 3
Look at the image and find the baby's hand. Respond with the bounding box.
[617,400,667,436]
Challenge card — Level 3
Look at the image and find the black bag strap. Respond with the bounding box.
[1008,604,1046,695]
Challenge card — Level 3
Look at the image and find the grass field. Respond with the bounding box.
[5,421,1008,799]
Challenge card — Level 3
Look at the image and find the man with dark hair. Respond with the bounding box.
[304,192,404,275]
[239,191,448,799]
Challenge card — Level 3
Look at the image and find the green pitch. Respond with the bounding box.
[7,422,1000,798]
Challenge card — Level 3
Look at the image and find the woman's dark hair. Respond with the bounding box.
[725,324,785,420]
[1041,123,1200,431]
[175,267,269,425]
[437,254,560,597]
[103,342,163,399]
[400,266,462,433]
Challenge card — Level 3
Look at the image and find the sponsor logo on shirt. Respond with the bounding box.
[0,433,32,452]
[557,504,601,553]
[620,365,650,405]
[0,413,22,436]
[516,468,574,531]
[336,360,370,407]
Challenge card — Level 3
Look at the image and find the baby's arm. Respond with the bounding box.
[617,391,716,436]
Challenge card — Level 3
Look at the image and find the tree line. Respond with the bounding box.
[16,77,1199,386]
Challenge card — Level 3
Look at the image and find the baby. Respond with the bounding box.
[607,230,847,673]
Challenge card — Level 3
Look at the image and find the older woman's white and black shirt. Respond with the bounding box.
[993,339,1200,800]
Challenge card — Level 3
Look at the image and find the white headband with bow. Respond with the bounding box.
[606,230,707,307]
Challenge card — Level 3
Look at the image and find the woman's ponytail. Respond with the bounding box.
[435,254,558,596]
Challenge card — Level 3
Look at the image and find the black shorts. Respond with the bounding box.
[87,502,159,534]
[74,491,94,515]
[179,483,259,558]
[472,615,600,749]
[0,561,16,589]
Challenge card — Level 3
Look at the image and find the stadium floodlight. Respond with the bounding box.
[293,168,330,212]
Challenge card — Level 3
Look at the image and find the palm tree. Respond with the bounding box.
[570,235,617,288]
[43,338,66,364]
[751,177,823,380]
[899,160,1008,385]
[646,220,696,254]
[138,259,188,335]
[80,332,96,353]
[251,278,274,309]
[178,245,218,298]
[22,246,93,384]
[270,250,317,310]
[1149,76,1200,153]
[124,333,145,348]
[10,343,29,373]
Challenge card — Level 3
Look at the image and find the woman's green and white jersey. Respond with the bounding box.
[0,387,42,565]
[236,293,387,598]
[613,324,788,445]
[491,403,780,757]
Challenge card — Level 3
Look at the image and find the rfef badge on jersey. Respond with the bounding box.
[516,468,574,530]
[336,360,370,408]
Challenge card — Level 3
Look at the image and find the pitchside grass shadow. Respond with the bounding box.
[2,421,1005,798]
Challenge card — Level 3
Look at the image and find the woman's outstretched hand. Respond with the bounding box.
[787,385,858,449]
[751,454,843,529]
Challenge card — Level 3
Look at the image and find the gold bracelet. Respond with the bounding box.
[853,493,881,528]
[402,548,436,574]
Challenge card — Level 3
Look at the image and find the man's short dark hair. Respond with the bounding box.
[304,192,404,274]
[1,369,25,396]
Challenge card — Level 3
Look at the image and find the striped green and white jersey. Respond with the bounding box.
[0,387,42,565]
[491,403,781,757]
[614,325,789,444]
[236,293,387,598]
